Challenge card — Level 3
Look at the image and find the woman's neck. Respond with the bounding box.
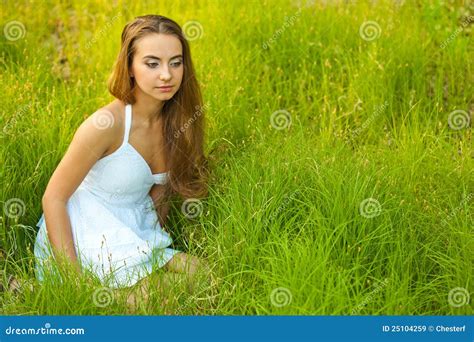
[131,89,165,128]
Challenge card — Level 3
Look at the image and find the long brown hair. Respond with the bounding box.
[108,14,208,202]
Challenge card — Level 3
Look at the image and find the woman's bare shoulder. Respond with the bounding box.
[70,100,125,158]
[100,99,125,117]
[42,100,127,201]
[81,100,124,137]
[94,99,125,129]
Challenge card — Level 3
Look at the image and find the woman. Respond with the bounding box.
[33,14,210,309]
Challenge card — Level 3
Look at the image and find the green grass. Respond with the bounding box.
[1,0,472,315]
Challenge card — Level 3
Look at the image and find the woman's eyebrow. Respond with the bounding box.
[142,54,183,60]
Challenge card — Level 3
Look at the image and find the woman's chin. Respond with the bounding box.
[148,91,175,101]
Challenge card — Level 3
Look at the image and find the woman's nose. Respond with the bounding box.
[159,69,171,81]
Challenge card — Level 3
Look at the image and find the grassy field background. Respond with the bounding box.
[1,0,472,315]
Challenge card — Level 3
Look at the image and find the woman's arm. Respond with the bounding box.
[149,184,170,227]
[42,109,118,274]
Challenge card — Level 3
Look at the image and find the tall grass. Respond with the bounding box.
[1,0,472,315]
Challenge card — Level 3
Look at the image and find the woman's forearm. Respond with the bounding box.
[156,202,170,227]
[41,196,81,273]
[149,185,171,227]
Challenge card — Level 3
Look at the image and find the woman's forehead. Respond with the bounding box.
[134,33,182,59]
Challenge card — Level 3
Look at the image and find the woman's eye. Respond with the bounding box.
[146,61,182,68]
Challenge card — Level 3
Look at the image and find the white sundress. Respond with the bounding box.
[34,103,181,289]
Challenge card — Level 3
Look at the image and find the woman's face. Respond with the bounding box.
[130,33,184,101]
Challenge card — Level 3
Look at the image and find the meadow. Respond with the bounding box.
[0,0,472,315]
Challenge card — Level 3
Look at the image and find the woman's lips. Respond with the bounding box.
[157,86,173,92]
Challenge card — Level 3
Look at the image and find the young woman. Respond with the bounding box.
[33,14,210,308]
